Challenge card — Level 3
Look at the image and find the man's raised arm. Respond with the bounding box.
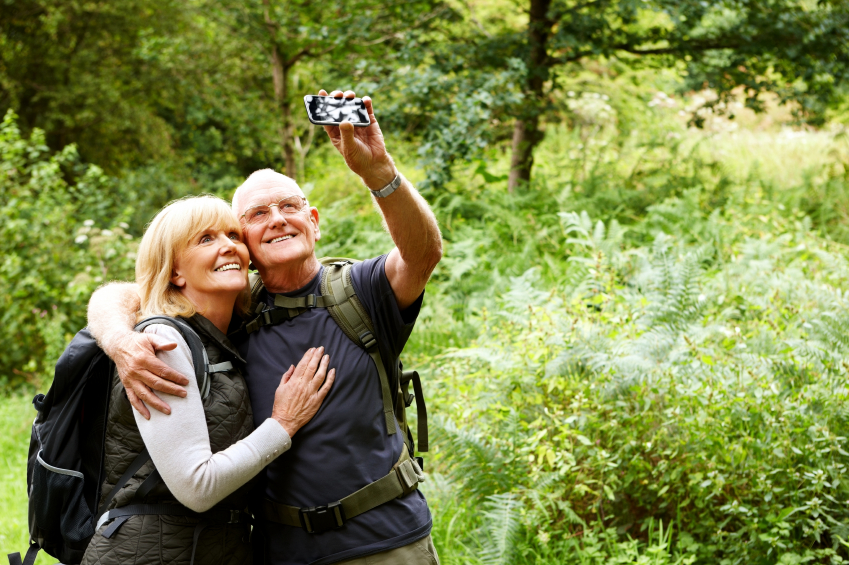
[320,89,443,310]
[88,282,188,419]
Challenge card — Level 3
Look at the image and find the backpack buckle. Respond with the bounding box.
[394,459,420,497]
[299,501,345,534]
[358,330,377,350]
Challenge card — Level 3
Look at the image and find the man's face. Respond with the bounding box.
[236,183,321,272]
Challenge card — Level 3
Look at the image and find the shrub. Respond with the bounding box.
[0,111,137,387]
[425,196,849,564]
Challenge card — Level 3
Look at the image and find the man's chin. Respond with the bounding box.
[255,247,313,269]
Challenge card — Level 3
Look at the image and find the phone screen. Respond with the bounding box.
[304,95,370,127]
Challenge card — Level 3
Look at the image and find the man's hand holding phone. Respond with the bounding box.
[315,89,398,191]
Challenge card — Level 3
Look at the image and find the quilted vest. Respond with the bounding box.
[90,315,255,564]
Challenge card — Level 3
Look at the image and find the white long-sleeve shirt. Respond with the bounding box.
[132,324,291,512]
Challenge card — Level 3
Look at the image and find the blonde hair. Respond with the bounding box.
[136,195,250,321]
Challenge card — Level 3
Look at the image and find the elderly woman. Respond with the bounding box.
[82,195,334,565]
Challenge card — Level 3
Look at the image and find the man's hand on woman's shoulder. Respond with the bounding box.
[87,281,189,419]
[113,331,189,419]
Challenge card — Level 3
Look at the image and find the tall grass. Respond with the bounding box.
[0,396,52,564]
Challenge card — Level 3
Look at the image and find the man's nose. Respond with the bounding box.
[267,205,288,227]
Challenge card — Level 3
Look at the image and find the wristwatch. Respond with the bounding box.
[370,172,403,198]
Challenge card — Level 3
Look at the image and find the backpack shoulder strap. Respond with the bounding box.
[319,260,374,345]
[134,316,211,399]
[320,261,397,435]
[248,272,265,314]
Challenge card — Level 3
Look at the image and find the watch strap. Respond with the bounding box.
[370,172,403,198]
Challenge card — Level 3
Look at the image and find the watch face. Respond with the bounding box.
[304,95,369,126]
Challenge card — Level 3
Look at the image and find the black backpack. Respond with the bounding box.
[7,316,213,565]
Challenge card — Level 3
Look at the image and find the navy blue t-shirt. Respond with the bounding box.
[237,256,431,565]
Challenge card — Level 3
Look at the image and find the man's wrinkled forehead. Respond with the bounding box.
[233,169,304,214]
[242,187,304,209]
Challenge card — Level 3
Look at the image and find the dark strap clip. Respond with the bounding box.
[228,509,241,524]
[395,459,419,497]
[299,501,345,534]
[306,294,317,308]
[358,330,377,350]
[262,310,273,326]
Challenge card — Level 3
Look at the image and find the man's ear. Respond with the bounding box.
[310,207,321,242]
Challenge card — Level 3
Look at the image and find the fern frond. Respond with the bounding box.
[432,416,517,498]
[480,492,524,565]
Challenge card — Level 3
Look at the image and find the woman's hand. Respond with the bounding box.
[271,346,335,437]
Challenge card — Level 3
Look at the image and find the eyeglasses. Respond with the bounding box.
[241,196,309,225]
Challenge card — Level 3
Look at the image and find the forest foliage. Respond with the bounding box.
[6,0,849,563]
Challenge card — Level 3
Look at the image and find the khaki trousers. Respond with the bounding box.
[333,535,440,565]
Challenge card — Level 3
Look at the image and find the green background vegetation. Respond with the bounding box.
[6,0,849,563]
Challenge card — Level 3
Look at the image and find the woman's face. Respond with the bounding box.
[171,227,250,302]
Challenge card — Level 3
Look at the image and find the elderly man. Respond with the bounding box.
[87,89,443,565]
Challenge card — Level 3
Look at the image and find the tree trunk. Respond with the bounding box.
[269,42,296,179]
[508,0,553,191]
[280,63,295,178]
[508,114,541,190]
[264,0,296,179]
[293,124,315,183]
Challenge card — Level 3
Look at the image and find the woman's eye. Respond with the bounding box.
[229,233,240,241]
[200,235,212,243]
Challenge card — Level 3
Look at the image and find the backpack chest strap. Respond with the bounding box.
[244,294,342,335]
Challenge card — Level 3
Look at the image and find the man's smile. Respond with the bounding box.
[268,234,296,244]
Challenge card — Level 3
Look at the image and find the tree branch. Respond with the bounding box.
[283,42,337,69]
[548,38,743,65]
[614,40,742,55]
[361,6,450,46]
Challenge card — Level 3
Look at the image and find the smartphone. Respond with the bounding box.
[304,95,370,127]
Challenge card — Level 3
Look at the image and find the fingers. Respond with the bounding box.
[317,368,336,399]
[327,89,355,99]
[137,334,189,386]
[126,388,150,420]
[362,96,376,125]
[125,377,173,416]
[280,364,295,385]
[304,346,324,378]
[293,346,323,379]
[310,354,330,390]
[339,122,356,153]
[147,333,178,352]
[136,384,173,415]
[140,364,189,397]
